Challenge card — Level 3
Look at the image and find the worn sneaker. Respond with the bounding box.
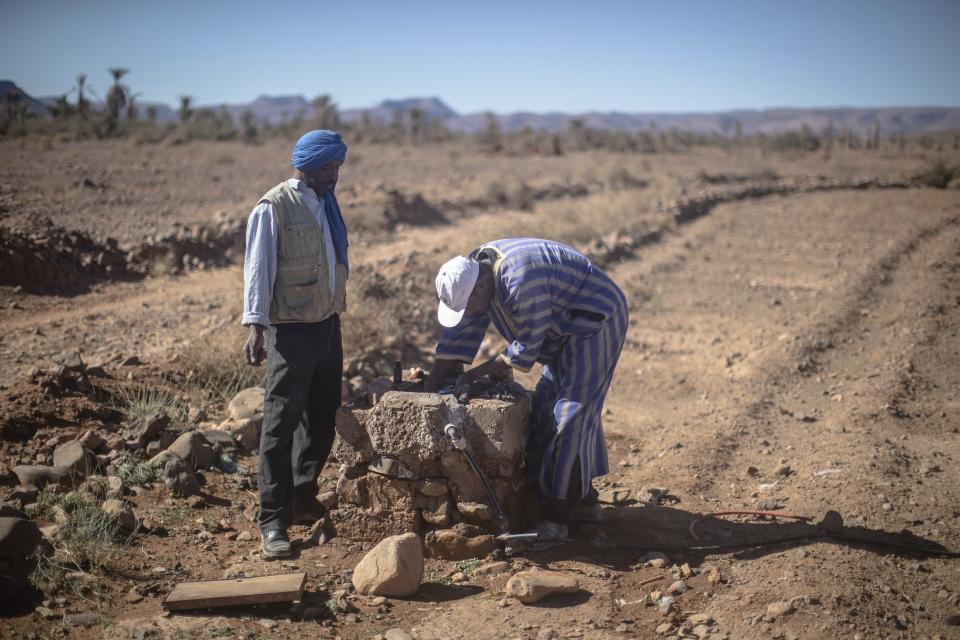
[261,529,292,559]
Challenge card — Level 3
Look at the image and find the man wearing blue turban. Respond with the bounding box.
[241,130,349,558]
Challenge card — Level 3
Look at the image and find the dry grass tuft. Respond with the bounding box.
[29,493,127,596]
[178,324,264,405]
[112,383,186,424]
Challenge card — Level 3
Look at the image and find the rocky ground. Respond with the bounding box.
[1,140,959,639]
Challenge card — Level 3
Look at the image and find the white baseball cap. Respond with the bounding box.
[435,256,480,327]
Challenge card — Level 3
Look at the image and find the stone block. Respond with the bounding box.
[331,388,533,537]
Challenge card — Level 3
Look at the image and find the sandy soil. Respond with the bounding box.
[1,140,959,639]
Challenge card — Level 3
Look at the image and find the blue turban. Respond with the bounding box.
[290,130,349,270]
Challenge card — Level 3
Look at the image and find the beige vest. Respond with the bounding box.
[263,181,347,324]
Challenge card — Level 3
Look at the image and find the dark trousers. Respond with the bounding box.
[257,315,342,533]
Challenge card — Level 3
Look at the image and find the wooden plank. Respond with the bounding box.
[163,572,306,611]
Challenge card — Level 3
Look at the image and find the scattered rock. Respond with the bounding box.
[318,490,338,509]
[655,622,674,635]
[102,499,137,531]
[213,418,259,453]
[39,524,62,544]
[667,579,688,595]
[166,431,216,469]
[35,606,58,620]
[236,531,253,542]
[384,629,413,640]
[52,441,96,476]
[163,456,202,498]
[0,517,42,558]
[78,430,106,453]
[227,387,265,421]
[130,412,170,444]
[757,497,780,510]
[352,532,424,597]
[258,619,278,630]
[64,612,101,627]
[766,600,795,619]
[505,569,580,604]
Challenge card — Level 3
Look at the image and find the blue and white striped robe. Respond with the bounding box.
[436,238,629,501]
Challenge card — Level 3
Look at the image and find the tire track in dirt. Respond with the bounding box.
[687,211,960,496]
[593,188,960,638]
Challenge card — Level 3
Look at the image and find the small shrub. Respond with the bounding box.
[112,383,185,424]
[115,450,164,485]
[31,485,64,520]
[29,494,125,595]
[913,157,958,189]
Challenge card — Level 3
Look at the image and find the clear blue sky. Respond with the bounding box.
[2,0,958,113]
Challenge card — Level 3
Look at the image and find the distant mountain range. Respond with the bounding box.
[3,80,959,136]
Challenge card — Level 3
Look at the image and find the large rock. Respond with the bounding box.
[227,387,264,422]
[128,412,171,444]
[102,499,137,531]
[351,532,424,597]
[163,456,202,498]
[0,517,42,559]
[200,429,238,451]
[166,431,216,469]
[12,465,74,490]
[505,569,580,604]
[52,441,95,476]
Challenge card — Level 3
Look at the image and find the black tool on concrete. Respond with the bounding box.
[444,423,508,532]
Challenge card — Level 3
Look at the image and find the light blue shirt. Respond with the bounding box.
[241,179,336,326]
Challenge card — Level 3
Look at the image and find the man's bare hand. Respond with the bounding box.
[244,325,267,366]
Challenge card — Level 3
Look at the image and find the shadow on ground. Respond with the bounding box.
[524,505,959,570]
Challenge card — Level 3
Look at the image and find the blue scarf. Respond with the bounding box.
[290,130,349,270]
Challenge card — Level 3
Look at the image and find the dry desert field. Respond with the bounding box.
[1,136,959,640]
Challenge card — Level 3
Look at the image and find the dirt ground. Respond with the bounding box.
[1,139,959,639]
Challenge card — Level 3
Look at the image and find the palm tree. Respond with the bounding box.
[178,95,193,123]
[105,67,130,127]
[74,74,89,115]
